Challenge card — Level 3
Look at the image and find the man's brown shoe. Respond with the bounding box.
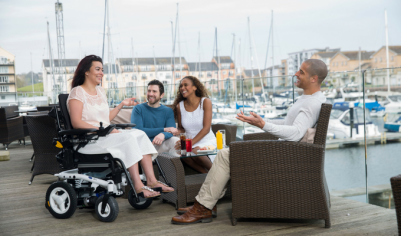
[171,200,213,224]
[177,204,217,218]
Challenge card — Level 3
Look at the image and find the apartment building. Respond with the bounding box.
[42,59,79,98]
[0,47,16,106]
[287,48,340,76]
[310,51,339,70]
[370,46,401,86]
[116,57,188,100]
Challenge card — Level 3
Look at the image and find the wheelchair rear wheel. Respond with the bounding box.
[95,195,119,222]
[45,181,77,219]
[128,188,153,210]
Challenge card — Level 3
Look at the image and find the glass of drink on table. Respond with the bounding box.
[218,129,226,147]
[186,134,192,156]
[180,133,186,155]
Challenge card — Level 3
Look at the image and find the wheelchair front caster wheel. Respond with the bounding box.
[95,195,119,222]
[128,188,153,210]
[46,181,77,219]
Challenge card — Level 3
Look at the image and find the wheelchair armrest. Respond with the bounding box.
[115,123,136,128]
[59,128,98,136]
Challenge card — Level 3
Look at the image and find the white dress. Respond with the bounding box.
[180,97,217,162]
[67,86,158,168]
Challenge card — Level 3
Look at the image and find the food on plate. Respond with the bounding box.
[200,145,216,151]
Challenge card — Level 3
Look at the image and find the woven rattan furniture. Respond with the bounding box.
[157,152,231,209]
[230,103,332,228]
[211,124,237,146]
[157,124,236,209]
[25,114,61,185]
[0,106,25,150]
[390,175,401,235]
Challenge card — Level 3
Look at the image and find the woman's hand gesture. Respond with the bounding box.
[120,97,139,107]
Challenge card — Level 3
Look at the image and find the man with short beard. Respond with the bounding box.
[132,80,180,156]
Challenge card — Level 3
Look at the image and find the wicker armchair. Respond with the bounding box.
[390,175,401,235]
[0,106,25,150]
[211,124,237,146]
[25,114,61,185]
[230,103,332,228]
[157,124,236,209]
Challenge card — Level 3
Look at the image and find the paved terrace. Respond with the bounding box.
[0,141,398,236]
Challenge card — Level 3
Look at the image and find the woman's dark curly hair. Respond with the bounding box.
[71,55,103,89]
[172,76,209,119]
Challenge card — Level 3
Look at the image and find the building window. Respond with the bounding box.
[1,95,5,99]
[125,74,128,77]
[380,57,382,62]
[0,85,9,92]
[0,76,9,83]
[109,82,118,88]
[126,82,134,87]
[199,72,203,77]
[175,72,180,78]
[391,56,394,62]
[132,74,137,80]
[207,72,212,77]
[332,62,335,67]
[229,70,233,76]
[141,66,150,71]
[141,74,147,79]
[0,66,9,73]
[221,63,230,69]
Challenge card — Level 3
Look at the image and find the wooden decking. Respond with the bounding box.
[0,142,398,236]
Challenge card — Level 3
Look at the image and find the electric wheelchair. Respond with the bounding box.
[45,94,171,222]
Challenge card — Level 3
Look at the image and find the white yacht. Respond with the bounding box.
[328,102,380,139]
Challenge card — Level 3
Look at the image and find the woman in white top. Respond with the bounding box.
[173,76,217,173]
[67,55,173,198]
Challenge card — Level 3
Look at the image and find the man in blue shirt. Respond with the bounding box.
[132,80,179,156]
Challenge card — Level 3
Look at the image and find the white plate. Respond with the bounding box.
[197,150,216,154]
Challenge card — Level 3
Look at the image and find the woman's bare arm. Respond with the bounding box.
[176,103,185,133]
[69,99,99,129]
[191,98,212,146]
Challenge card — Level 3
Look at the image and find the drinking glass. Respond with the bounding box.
[218,129,226,147]
[180,133,186,155]
[186,134,192,156]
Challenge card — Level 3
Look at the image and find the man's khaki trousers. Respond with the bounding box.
[195,148,230,210]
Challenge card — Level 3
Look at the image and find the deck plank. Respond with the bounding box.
[0,143,398,236]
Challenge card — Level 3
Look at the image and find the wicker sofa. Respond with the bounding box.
[0,106,25,150]
[229,103,332,228]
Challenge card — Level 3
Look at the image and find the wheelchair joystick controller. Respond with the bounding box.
[99,122,104,130]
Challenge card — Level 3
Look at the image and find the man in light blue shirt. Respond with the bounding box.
[132,80,179,156]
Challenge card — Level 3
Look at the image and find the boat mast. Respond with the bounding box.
[232,33,237,103]
[385,10,390,92]
[249,18,264,95]
[247,17,255,96]
[198,32,201,80]
[177,3,182,81]
[153,46,157,80]
[47,21,57,103]
[216,27,221,96]
[171,20,175,100]
[271,10,274,91]
[131,37,137,98]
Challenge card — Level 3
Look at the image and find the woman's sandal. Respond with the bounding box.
[149,181,174,193]
[135,186,161,198]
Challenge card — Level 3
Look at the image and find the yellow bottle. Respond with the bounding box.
[216,131,223,150]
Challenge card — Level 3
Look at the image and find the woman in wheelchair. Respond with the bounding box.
[67,55,174,198]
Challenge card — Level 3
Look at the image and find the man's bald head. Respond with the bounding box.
[304,59,328,84]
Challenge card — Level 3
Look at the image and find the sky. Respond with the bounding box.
[1,0,400,74]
